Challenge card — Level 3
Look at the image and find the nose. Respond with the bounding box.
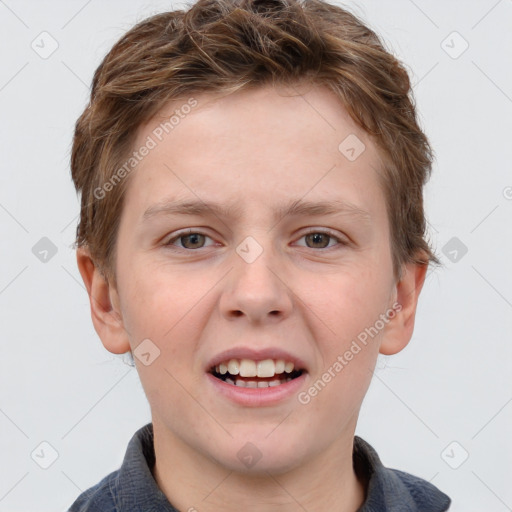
[219,238,293,324]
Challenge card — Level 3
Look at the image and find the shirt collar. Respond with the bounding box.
[114,423,178,511]
[353,435,451,511]
[113,423,450,511]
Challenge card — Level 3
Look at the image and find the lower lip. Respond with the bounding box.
[206,372,308,407]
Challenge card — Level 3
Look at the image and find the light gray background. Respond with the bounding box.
[1,0,511,510]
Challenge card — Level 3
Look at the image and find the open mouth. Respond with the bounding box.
[209,358,305,388]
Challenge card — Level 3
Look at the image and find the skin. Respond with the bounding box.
[77,83,427,511]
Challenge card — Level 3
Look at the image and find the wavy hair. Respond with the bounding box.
[71,0,439,285]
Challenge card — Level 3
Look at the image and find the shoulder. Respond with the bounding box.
[354,436,451,511]
[66,470,119,512]
[66,423,165,512]
[387,468,451,511]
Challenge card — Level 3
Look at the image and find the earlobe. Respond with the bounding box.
[379,260,428,356]
[76,247,131,355]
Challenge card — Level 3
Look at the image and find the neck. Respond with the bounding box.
[152,421,366,512]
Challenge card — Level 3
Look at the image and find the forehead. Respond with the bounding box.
[125,84,387,222]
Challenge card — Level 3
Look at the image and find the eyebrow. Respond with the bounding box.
[142,198,372,224]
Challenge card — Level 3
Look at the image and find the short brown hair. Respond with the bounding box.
[71,0,440,286]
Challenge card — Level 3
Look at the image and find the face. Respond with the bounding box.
[85,83,419,475]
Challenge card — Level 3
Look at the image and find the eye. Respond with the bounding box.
[295,229,348,250]
[163,228,348,252]
[164,230,216,250]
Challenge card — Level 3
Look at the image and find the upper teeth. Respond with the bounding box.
[215,359,295,378]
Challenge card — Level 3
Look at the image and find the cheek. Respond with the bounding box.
[301,270,390,422]
[119,261,199,340]
[304,266,391,346]
[119,264,214,392]
[300,277,384,421]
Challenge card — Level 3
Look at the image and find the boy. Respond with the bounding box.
[68,0,451,509]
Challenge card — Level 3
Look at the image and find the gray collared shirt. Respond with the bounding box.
[68,423,451,511]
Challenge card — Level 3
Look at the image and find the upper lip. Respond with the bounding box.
[206,347,308,373]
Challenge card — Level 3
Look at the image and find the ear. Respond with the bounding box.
[379,259,428,356]
[76,247,131,354]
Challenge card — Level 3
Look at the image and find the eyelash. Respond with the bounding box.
[163,228,349,252]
